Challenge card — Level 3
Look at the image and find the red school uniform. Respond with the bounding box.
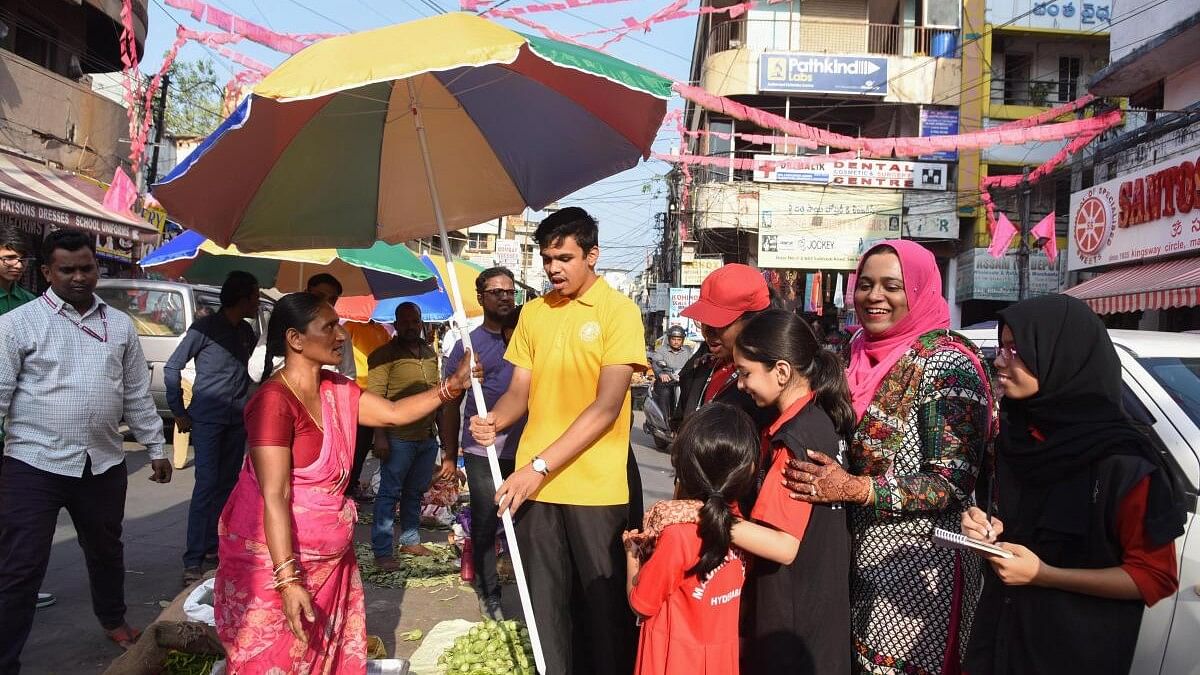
[630,521,746,675]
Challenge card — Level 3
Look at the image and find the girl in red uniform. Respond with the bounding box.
[623,403,758,675]
[729,309,857,675]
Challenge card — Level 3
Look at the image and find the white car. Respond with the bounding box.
[959,327,1200,674]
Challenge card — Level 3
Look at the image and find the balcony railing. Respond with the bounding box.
[990,78,1080,107]
[706,18,959,58]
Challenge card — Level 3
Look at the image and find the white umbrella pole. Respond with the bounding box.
[407,80,547,675]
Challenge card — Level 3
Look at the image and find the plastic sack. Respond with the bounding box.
[183,578,216,626]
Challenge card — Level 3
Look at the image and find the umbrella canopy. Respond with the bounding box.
[336,255,485,322]
[140,229,439,298]
[151,12,671,252]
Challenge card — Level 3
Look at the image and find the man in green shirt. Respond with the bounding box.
[0,225,54,610]
[0,226,35,315]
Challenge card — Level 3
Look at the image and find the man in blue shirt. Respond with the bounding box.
[165,271,259,587]
[439,267,527,620]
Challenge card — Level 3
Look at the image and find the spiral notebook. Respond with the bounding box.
[931,528,1013,558]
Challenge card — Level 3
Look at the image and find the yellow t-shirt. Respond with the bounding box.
[505,277,647,506]
[343,321,391,388]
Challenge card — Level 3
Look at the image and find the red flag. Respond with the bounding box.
[102,167,138,216]
[987,212,1018,258]
[1030,211,1058,264]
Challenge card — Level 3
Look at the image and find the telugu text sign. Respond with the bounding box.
[759,53,888,96]
[1067,152,1200,270]
[757,188,902,269]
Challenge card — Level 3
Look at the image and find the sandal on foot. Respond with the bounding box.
[105,624,141,651]
[374,556,400,572]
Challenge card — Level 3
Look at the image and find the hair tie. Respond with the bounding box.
[706,491,724,502]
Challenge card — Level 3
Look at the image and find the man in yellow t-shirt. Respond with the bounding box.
[470,207,646,675]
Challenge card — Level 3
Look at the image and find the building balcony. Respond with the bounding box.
[707,18,960,59]
[0,48,129,180]
[700,18,962,104]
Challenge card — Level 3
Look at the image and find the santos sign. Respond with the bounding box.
[1067,153,1200,270]
[759,53,888,95]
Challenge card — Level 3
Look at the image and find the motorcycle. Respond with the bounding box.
[641,360,677,452]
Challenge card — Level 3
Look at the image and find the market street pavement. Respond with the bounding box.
[17,411,672,673]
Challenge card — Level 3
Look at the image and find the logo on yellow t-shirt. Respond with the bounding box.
[579,321,601,343]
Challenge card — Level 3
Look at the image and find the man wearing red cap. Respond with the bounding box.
[673,263,778,431]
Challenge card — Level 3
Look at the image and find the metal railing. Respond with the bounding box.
[990,78,1079,107]
[706,18,960,58]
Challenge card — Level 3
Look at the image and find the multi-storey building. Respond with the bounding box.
[677,0,965,330]
[1062,0,1200,332]
[955,0,1110,326]
[0,0,159,282]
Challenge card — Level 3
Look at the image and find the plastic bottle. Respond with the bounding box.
[460,536,475,583]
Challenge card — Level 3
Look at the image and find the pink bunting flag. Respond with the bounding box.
[1030,211,1058,264]
[988,212,1018,259]
[103,167,138,215]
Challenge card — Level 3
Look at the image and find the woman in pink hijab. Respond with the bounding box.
[783,241,994,675]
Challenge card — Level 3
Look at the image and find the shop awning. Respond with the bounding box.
[0,153,159,244]
[1064,257,1200,314]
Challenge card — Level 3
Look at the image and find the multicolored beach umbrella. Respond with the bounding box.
[336,255,487,322]
[139,230,438,298]
[151,12,672,252]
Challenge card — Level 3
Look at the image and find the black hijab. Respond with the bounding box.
[997,294,1184,548]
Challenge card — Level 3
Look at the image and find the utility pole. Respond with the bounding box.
[145,73,170,187]
[1016,165,1032,301]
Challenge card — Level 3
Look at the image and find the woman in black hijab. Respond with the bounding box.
[961,294,1185,674]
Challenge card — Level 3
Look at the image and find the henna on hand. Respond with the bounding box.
[787,451,871,505]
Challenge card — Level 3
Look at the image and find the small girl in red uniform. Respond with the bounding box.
[623,403,758,675]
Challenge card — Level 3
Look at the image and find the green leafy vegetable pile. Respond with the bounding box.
[438,620,535,675]
[163,650,218,675]
[354,543,462,589]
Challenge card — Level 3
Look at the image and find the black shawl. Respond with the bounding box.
[996,294,1184,548]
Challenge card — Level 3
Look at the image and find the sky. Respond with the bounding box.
[138,0,699,274]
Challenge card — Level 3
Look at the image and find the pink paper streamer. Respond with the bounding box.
[103,167,138,215]
[165,0,311,54]
[1030,211,1058,264]
[987,212,1018,258]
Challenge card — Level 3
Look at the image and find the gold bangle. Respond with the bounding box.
[272,558,297,575]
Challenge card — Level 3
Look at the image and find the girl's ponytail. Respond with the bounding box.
[671,403,758,579]
[809,348,856,436]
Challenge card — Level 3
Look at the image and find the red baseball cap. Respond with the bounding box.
[681,263,770,328]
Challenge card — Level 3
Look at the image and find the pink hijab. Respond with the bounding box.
[846,240,952,420]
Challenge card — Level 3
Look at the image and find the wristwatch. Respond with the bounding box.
[531,456,550,476]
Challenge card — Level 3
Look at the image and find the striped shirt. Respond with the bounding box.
[0,288,165,476]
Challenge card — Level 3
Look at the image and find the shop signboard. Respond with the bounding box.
[654,282,670,312]
[0,196,157,243]
[987,0,1111,32]
[903,193,960,239]
[955,247,1064,301]
[495,239,521,268]
[681,257,723,286]
[668,287,701,339]
[759,53,888,96]
[754,155,948,191]
[919,106,959,162]
[1067,152,1200,270]
[757,187,902,269]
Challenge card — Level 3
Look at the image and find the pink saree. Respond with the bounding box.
[215,372,368,675]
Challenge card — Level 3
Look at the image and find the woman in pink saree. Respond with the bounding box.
[214,292,473,674]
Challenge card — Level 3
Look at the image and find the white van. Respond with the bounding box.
[95,279,275,428]
[958,327,1200,674]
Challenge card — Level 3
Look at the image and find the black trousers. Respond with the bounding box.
[464,453,515,601]
[345,424,374,495]
[516,501,635,675]
[0,457,129,674]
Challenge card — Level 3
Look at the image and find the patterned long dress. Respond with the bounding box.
[850,331,992,675]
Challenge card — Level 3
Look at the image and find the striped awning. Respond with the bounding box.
[1064,257,1200,314]
[0,153,159,243]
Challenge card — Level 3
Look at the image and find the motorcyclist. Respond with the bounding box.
[650,325,693,416]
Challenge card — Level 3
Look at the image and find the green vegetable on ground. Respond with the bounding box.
[437,620,536,675]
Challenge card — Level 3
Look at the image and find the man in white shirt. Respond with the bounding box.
[0,229,172,669]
